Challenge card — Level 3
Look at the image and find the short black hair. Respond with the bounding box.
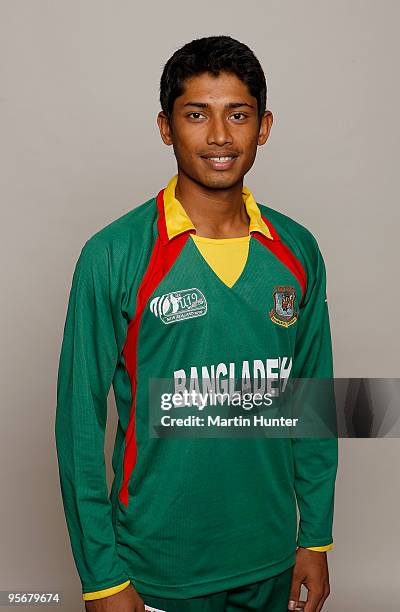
[160,35,267,124]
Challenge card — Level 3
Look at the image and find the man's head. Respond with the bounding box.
[157,36,273,190]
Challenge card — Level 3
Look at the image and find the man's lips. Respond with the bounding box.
[200,152,239,159]
[200,153,239,170]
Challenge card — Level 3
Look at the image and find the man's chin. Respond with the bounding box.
[197,171,243,190]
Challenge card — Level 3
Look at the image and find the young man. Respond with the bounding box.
[55,36,338,612]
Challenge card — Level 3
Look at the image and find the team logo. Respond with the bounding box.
[150,288,207,324]
[269,286,298,327]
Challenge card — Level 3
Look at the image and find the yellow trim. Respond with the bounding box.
[305,543,334,552]
[82,579,131,601]
[242,184,273,239]
[164,175,196,240]
[163,174,273,241]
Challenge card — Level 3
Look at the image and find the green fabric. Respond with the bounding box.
[55,196,337,598]
[139,565,294,612]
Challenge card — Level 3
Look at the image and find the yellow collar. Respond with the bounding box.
[163,174,273,241]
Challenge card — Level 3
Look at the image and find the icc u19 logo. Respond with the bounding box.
[150,288,207,324]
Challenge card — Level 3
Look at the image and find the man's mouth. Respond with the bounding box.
[200,154,238,170]
[205,156,235,161]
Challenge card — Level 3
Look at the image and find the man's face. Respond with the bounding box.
[157,71,273,189]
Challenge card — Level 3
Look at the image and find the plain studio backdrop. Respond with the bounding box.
[1,1,399,610]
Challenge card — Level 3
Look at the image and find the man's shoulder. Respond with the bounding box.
[258,202,322,268]
[78,196,157,264]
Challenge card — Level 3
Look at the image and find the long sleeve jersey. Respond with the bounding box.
[55,175,338,601]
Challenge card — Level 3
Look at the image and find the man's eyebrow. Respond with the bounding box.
[226,102,254,109]
[183,101,255,109]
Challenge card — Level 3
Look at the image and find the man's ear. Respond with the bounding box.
[157,111,173,145]
[257,110,273,146]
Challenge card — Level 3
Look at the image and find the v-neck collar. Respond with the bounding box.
[189,233,254,291]
[190,233,250,289]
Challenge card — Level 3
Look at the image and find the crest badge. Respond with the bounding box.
[269,285,298,327]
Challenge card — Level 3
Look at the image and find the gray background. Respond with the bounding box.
[1,1,399,610]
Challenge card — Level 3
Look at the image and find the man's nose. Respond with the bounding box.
[206,116,233,146]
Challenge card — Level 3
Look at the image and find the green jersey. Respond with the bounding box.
[55,176,337,600]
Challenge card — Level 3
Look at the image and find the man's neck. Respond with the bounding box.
[175,171,250,239]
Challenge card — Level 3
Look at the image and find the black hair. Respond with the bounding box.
[160,35,267,124]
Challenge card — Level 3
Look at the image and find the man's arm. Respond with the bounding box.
[55,239,131,601]
[289,236,338,611]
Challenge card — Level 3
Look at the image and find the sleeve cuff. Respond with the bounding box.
[303,543,334,552]
[82,579,131,601]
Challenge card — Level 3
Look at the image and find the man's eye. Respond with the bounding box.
[187,112,205,119]
[231,112,247,120]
